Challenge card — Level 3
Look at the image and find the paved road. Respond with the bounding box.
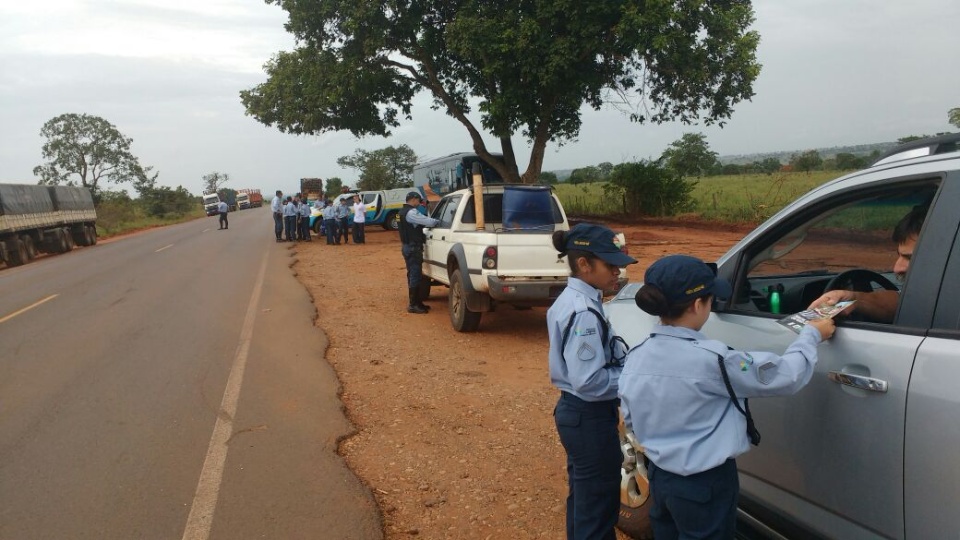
[0,209,382,539]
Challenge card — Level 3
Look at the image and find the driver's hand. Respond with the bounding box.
[808,290,857,311]
[808,318,836,340]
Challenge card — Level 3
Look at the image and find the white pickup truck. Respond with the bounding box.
[421,183,627,331]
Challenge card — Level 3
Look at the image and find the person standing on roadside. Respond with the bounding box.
[218,200,229,230]
[323,199,339,245]
[299,196,313,241]
[336,197,352,244]
[271,190,283,242]
[546,223,638,540]
[352,194,366,244]
[282,196,297,242]
[619,255,835,540]
[398,192,438,314]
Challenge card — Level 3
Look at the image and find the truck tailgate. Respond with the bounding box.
[493,233,568,278]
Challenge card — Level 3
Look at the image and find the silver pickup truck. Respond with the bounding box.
[608,133,960,540]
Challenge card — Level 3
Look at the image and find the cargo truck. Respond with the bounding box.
[0,184,98,268]
[300,178,323,205]
[237,188,263,209]
[202,192,220,216]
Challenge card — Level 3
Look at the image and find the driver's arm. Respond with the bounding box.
[808,289,899,323]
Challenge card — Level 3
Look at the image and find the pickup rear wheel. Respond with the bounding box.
[449,271,481,332]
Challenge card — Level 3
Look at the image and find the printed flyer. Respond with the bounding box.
[777,301,855,333]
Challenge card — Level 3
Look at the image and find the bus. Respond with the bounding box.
[412,152,504,200]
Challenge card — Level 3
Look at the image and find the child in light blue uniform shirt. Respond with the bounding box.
[618,255,835,540]
[547,223,637,540]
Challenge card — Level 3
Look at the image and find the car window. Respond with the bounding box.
[362,193,376,204]
[432,195,460,229]
[731,182,939,322]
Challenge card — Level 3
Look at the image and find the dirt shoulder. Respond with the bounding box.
[291,221,747,539]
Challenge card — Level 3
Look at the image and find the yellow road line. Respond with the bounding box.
[0,294,59,324]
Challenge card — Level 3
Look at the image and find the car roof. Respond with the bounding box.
[871,133,960,166]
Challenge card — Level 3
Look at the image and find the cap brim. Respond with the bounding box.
[596,251,638,267]
[711,277,733,300]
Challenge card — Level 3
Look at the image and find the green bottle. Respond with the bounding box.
[769,285,782,314]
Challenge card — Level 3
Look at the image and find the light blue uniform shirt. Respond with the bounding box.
[547,277,626,402]
[300,203,311,218]
[322,205,336,220]
[271,196,282,213]
[618,323,822,476]
[282,202,297,217]
[335,204,350,219]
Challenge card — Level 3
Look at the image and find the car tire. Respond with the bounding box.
[21,235,37,259]
[417,279,432,302]
[383,211,399,231]
[617,421,654,539]
[449,271,481,332]
[63,228,75,251]
[312,220,322,234]
[6,238,28,266]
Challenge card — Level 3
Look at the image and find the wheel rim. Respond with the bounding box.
[451,279,464,321]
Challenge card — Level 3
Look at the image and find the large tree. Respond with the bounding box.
[202,172,230,194]
[949,107,960,129]
[241,0,761,183]
[33,113,155,199]
[661,132,719,178]
[790,150,823,173]
[336,145,419,190]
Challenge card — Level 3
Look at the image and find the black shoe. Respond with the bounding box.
[417,302,431,311]
[407,304,429,314]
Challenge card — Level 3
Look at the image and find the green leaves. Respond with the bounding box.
[336,145,419,190]
[244,0,761,183]
[33,113,152,199]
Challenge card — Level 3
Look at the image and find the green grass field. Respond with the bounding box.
[554,170,849,224]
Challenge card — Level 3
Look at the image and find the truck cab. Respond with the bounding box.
[202,193,220,216]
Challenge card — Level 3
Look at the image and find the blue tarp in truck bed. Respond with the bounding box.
[0,184,55,216]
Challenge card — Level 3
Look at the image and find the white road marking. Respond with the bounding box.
[180,251,269,540]
[155,244,174,253]
[0,294,59,324]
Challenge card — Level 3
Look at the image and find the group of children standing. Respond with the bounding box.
[548,223,836,540]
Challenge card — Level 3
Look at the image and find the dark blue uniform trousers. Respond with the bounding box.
[648,459,739,540]
[554,392,621,540]
[401,242,424,287]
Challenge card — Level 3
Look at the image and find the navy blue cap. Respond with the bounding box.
[644,255,732,303]
[406,191,422,201]
[564,223,637,267]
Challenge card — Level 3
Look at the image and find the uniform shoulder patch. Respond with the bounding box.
[757,361,776,385]
[577,343,597,361]
[739,353,754,372]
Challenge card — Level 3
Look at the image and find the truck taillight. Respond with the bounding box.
[482,246,497,270]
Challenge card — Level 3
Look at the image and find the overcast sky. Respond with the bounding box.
[1,1,957,197]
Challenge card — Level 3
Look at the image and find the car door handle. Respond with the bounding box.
[828,371,888,393]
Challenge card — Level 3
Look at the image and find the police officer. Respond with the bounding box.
[547,223,638,540]
[217,200,229,230]
[398,191,438,314]
[618,255,836,540]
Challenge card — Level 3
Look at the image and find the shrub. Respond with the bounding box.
[603,160,695,216]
